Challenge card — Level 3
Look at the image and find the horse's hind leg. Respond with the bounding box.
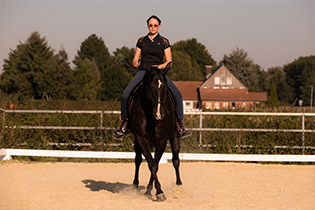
[133,140,142,189]
[170,135,182,185]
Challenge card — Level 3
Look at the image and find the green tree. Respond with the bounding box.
[72,58,100,100]
[73,34,113,74]
[268,85,279,108]
[168,51,204,81]
[284,55,315,105]
[256,69,269,93]
[0,31,69,100]
[112,46,135,74]
[99,64,130,101]
[54,46,75,99]
[267,67,292,105]
[223,47,259,90]
[172,38,216,77]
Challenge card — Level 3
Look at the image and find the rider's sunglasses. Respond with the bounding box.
[148,24,159,28]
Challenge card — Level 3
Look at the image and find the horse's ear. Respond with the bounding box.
[160,62,172,75]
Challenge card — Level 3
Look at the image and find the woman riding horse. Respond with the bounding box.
[113,15,191,140]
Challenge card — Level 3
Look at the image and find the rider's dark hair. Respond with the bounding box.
[146,15,161,25]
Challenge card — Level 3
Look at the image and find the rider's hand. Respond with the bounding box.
[133,60,140,68]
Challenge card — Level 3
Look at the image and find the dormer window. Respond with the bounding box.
[221,76,226,85]
[227,77,232,85]
[215,77,220,85]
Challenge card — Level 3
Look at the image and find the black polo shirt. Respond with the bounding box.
[136,33,170,69]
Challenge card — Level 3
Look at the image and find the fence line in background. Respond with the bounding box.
[1,110,315,153]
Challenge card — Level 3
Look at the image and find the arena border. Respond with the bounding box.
[1,149,314,163]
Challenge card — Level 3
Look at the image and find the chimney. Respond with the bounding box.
[205,65,213,79]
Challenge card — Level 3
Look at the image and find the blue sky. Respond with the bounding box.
[0,0,314,72]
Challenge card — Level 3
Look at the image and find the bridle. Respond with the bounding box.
[146,86,166,107]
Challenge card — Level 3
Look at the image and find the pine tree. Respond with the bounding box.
[223,47,259,90]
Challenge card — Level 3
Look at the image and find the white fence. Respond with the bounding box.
[1,148,314,162]
[1,110,315,162]
[2,110,315,147]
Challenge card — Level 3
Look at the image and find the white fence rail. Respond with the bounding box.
[2,110,315,147]
[1,149,314,162]
[1,110,315,162]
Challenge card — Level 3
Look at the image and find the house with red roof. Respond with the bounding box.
[173,64,267,111]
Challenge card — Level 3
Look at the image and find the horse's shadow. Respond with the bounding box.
[82,179,145,193]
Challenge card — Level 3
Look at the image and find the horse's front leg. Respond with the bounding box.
[133,140,142,189]
[137,137,165,201]
[148,141,167,201]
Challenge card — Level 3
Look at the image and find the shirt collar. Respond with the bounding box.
[146,33,160,40]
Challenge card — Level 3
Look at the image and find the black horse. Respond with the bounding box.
[129,62,182,202]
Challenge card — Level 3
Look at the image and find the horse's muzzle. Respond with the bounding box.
[155,113,162,120]
[154,101,163,120]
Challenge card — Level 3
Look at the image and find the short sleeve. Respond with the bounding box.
[136,37,145,49]
[162,37,170,49]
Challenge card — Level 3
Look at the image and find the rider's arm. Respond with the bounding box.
[133,47,141,68]
[158,47,172,69]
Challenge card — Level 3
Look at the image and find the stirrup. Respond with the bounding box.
[113,129,125,141]
[179,126,192,139]
[112,119,128,141]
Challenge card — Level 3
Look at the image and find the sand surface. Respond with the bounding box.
[0,161,314,210]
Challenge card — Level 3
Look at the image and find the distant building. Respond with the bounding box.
[173,64,267,112]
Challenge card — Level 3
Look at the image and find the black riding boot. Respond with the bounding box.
[177,120,192,139]
[113,119,128,141]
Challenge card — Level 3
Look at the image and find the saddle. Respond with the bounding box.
[127,82,176,117]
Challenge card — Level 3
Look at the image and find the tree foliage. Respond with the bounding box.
[268,85,279,108]
[99,64,130,101]
[172,38,216,78]
[2,31,313,106]
[168,51,204,81]
[112,46,135,74]
[73,34,113,74]
[267,67,292,105]
[223,47,259,90]
[0,31,73,100]
[284,55,315,105]
[72,58,100,100]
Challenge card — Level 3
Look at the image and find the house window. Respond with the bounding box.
[221,76,226,85]
[185,102,191,109]
[242,102,246,108]
[223,102,229,109]
[227,77,232,85]
[205,102,212,109]
[214,102,220,109]
[215,77,220,85]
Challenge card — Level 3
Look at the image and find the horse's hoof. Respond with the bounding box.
[176,181,183,186]
[156,193,167,202]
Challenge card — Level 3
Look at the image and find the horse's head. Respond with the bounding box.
[144,62,172,121]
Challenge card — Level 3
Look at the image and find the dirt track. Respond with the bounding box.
[0,161,314,210]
